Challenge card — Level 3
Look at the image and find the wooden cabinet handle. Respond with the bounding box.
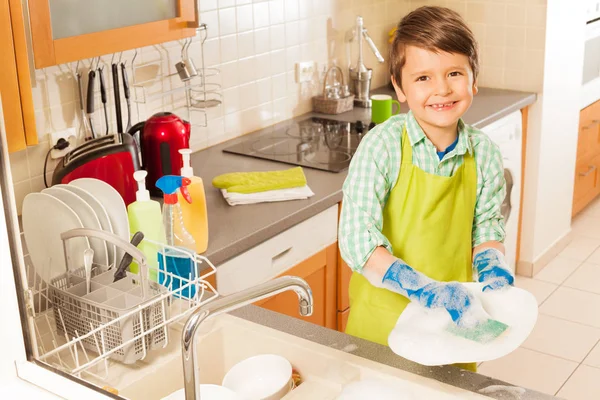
[582,120,600,130]
[580,165,597,177]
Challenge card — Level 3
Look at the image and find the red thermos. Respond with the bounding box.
[128,112,191,195]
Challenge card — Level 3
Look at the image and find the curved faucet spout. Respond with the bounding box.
[182,276,313,400]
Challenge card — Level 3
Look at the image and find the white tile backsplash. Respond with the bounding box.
[269,24,286,50]
[256,77,273,104]
[237,4,254,32]
[255,53,273,80]
[254,27,271,54]
[253,2,270,28]
[219,8,237,36]
[200,0,219,12]
[269,0,285,25]
[238,31,256,59]
[238,56,257,84]
[9,0,549,215]
[220,34,239,63]
[284,0,299,22]
[270,50,287,75]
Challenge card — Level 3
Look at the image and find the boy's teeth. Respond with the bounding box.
[430,102,454,109]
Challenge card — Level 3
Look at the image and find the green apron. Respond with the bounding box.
[345,125,477,371]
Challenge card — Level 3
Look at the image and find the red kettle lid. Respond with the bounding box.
[147,112,183,123]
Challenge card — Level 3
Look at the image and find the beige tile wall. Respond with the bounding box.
[8,0,547,215]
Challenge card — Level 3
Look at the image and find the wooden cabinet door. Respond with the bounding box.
[573,152,600,216]
[577,103,600,160]
[337,248,352,313]
[28,0,198,68]
[256,244,337,330]
[0,0,37,152]
[573,102,600,216]
[337,309,349,333]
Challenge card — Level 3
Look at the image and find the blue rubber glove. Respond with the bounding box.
[473,248,514,292]
[381,259,475,326]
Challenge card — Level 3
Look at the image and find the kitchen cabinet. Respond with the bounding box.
[573,100,600,216]
[27,0,198,68]
[336,246,352,333]
[255,244,337,330]
[215,205,339,328]
[1,0,37,152]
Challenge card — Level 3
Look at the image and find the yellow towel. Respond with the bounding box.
[212,166,308,194]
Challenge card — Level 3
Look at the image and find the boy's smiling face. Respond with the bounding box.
[392,45,478,136]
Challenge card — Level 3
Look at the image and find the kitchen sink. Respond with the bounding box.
[95,313,493,399]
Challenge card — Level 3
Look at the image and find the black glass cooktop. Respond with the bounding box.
[222,117,368,172]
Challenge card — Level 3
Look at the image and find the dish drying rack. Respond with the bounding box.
[131,23,222,129]
[27,228,219,383]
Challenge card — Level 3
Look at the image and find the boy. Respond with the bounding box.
[338,6,514,371]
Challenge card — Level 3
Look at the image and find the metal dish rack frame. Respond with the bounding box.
[28,228,219,383]
[131,23,222,129]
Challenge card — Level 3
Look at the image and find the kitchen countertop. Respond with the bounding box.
[231,305,553,400]
[191,86,537,267]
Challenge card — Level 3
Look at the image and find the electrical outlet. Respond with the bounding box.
[295,61,315,83]
[50,128,77,159]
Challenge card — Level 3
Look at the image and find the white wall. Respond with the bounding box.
[519,0,585,266]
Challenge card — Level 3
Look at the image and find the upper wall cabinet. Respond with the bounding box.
[28,0,199,68]
[2,0,37,152]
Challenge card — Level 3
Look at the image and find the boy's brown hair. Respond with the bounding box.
[389,6,479,90]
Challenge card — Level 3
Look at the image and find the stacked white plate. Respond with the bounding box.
[22,178,131,284]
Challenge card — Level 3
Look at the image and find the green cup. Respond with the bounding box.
[371,94,401,124]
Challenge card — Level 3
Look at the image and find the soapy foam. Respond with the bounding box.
[479,385,526,398]
[388,283,538,366]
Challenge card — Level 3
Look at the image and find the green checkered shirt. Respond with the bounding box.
[339,111,506,272]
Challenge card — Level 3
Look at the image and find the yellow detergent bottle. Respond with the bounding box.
[178,149,209,253]
[127,170,166,281]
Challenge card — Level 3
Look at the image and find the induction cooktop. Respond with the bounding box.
[222,117,368,172]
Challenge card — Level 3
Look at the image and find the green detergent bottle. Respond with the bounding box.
[127,170,165,281]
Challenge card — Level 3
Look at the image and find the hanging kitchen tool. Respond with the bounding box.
[98,65,109,135]
[175,37,198,82]
[86,58,99,139]
[112,53,123,133]
[121,62,132,132]
[75,61,92,141]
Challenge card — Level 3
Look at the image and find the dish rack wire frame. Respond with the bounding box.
[130,23,222,129]
[30,229,219,381]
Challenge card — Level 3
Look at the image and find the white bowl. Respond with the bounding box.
[162,384,240,400]
[222,354,293,400]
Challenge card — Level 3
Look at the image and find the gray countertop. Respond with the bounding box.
[190,86,537,266]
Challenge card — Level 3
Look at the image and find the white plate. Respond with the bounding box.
[69,178,130,263]
[388,283,538,366]
[57,184,117,267]
[42,187,109,266]
[22,193,91,283]
[162,385,240,400]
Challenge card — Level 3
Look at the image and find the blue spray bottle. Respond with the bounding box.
[155,175,197,298]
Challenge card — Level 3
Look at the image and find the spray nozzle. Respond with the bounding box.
[179,149,194,178]
[133,170,150,202]
[155,175,192,205]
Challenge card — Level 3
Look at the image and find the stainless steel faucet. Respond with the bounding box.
[347,16,385,108]
[181,276,313,400]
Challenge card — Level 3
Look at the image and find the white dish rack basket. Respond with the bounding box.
[33,228,218,379]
